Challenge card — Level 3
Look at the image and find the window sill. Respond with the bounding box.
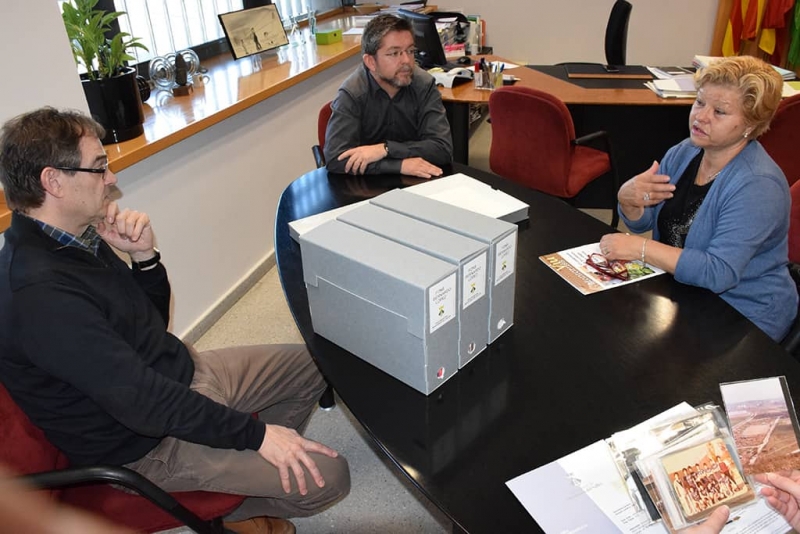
[2,17,362,234]
[103,19,360,175]
[0,193,8,233]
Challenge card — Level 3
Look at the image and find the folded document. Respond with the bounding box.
[288,173,529,241]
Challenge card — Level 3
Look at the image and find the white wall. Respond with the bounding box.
[2,1,718,334]
[115,59,355,336]
[0,1,90,252]
[450,0,717,66]
[0,3,88,124]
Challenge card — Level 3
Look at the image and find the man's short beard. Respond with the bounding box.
[380,70,413,88]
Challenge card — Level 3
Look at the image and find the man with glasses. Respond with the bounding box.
[0,108,349,534]
[324,14,453,178]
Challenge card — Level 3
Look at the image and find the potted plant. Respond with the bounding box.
[61,0,149,144]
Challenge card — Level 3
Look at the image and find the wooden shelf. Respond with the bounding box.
[0,192,9,233]
[106,22,362,174]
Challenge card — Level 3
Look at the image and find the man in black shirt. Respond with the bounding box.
[0,108,349,534]
[324,14,453,178]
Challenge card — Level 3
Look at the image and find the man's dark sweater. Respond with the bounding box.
[0,213,265,466]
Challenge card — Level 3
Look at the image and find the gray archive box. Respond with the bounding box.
[371,189,517,343]
[338,204,490,368]
[300,219,460,395]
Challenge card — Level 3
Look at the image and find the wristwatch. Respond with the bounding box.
[131,248,161,271]
[383,141,390,157]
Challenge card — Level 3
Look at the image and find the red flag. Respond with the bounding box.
[760,0,796,59]
[723,0,746,55]
[764,0,796,27]
[743,0,766,40]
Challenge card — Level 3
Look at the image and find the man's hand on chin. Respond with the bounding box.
[96,201,155,256]
[400,157,443,179]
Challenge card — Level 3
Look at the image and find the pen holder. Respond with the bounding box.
[474,64,503,90]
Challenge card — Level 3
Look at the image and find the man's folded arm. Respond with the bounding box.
[15,284,265,452]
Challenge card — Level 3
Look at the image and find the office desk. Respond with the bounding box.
[275,163,799,533]
[443,59,692,200]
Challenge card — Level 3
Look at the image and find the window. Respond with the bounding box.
[111,0,342,64]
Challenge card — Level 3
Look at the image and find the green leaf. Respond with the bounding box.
[60,0,147,80]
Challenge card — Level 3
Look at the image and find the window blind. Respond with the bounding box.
[85,0,341,64]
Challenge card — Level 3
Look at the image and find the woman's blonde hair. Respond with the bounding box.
[694,55,783,138]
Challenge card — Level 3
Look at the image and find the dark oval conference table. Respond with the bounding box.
[274,163,800,533]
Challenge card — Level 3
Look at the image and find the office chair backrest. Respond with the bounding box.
[489,86,576,196]
[318,101,333,151]
[313,101,333,168]
[0,381,69,494]
[760,94,800,186]
[605,0,632,67]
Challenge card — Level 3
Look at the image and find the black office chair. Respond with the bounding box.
[556,0,632,69]
[605,0,632,67]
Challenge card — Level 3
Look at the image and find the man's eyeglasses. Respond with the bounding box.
[381,48,417,60]
[52,162,109,175]
[585,253,630,281]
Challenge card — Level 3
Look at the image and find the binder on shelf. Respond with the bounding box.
[338,204,490,368]
[370,189,517,343]
[300,220,459,395]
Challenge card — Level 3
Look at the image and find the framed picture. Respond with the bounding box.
[218,4,288,60]
[720,376,800,475]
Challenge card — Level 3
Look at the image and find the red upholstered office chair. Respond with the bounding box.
[760,93,800,186]
[0,381,244,534]
[488,85,620,228]
[789,180,800,265]
[781,181,800,356]
[312,101,334,169]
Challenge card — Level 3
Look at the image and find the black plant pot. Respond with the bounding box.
[82,67,145,145]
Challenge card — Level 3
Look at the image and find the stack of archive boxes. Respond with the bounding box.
[299,189,518,395]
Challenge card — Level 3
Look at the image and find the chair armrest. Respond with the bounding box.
[312,145,326,169]
[573,130,609,149]
[573,129,622,228]
[21,466,221,534]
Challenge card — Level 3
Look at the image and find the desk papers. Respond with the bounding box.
[647,66,694,80]
[784,81,800,98]
[506,404,792,534]
[645,77,697,99]
[694,55,797,81]
[402,173,528,223]
[288,173,529,241]
[540,243,665,295]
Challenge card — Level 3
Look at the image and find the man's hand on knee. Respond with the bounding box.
[259,424,339,495]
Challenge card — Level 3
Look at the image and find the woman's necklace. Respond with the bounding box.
[702,169,723,185]
[696,164,723,186]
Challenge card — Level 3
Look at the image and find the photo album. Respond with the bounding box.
[507,377,800,533]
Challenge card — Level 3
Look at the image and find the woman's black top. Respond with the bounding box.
[658,152,714,248]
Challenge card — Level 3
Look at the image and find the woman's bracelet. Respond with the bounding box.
[641,238,648,266]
